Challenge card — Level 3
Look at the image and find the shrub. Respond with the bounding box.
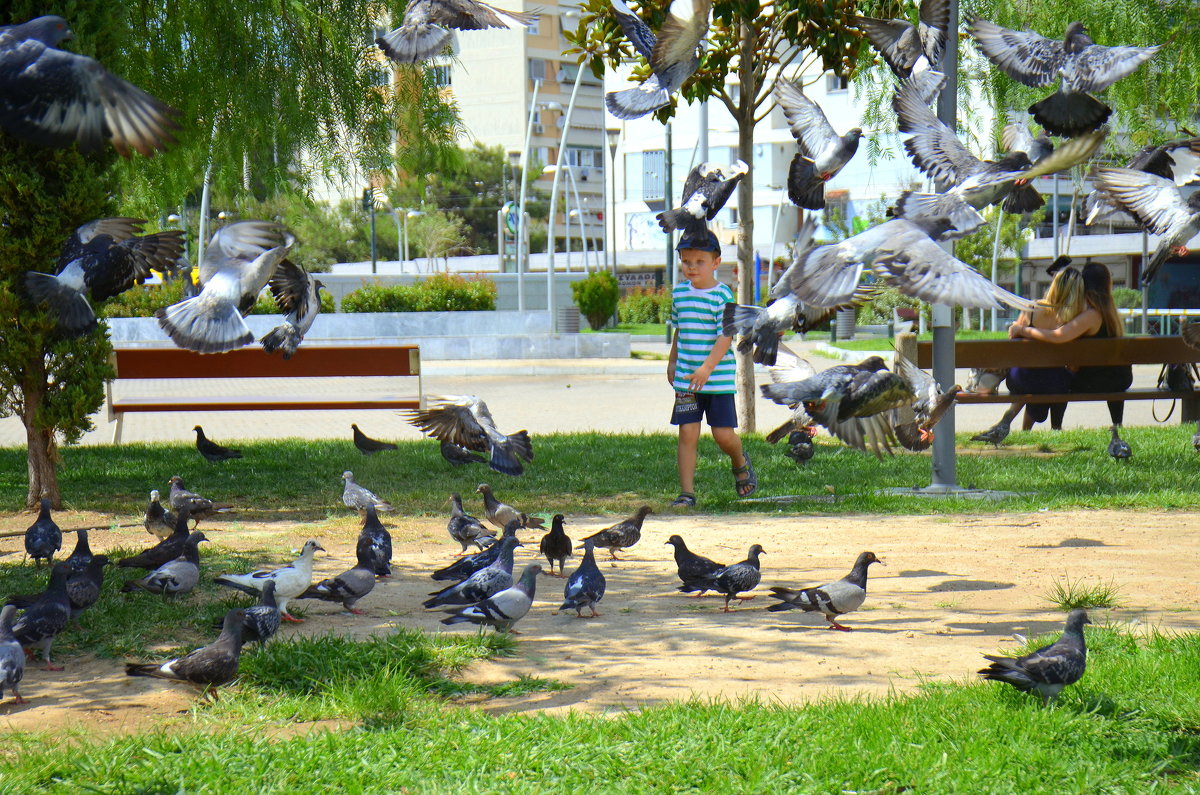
[97,279,186,319]
[249,289,336,315]
[571,271,619,330]
[619,286,669,324]
[342,274,496,313]
[855,284,920,325]
[1111,287,1142,310]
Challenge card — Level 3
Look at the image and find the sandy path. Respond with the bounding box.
[1,508,1197,734]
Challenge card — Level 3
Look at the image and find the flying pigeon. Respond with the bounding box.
[64,528,92,571]
[432,520,522,582]
[538,514,573,577]
[968,18,1160,137]
[558,538,606,618]
[665,534,724,597]
[1002,117,1055,168]
[341,471,393,513]
[167,476,234,528]
[10,561,72,670]
[121,532,207,596]
[767,550,884,630]
[352,424,397,455]
[971,416,1013,448]
[260,259,324,358]
[24,218,185,337]
[694,544,764,612]
[376,0,538,63]
[214,540,325,622]
[448,492,496,554]
[358,505,393,578]
[194,425,242,463]
[64,554,108,622]
[760,355,890,416]
[297,544,378,615]
[656,160,748,237]
[155,221,293,354]
[423,535,521,609]
[405,395,533,476]
[239,581,280,646]
[475,484,542,531]
[762,357,820,449]
[979,609,1091,704]
[1085,136,1200,225]
[440,439,486,466]
[117,509,192,570]
[1091,167,1200,284]
[1107,426,1132,461]
[888,353,960,449]
[143,489,176,539]
[0,605,27,704]
[442,563,542,633]
[0,15,180,157]
[579,506,652,562]
[126,608,246,692]
[854,0,950,78]
[775,79,862,210]
[605,0,711,120]
[23,497,60,567]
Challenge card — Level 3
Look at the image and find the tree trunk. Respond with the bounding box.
[22,376,59,509]
[734,22,757,432]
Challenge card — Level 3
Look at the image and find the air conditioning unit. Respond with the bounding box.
[532,123,544,134]
[579,167,590,182]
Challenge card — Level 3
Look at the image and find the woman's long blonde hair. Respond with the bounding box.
[1037,266,1087,325]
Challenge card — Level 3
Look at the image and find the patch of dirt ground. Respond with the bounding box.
[1,508,1198,734]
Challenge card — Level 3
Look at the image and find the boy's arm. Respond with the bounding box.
[667,327,679,385]
[687,333,732,392]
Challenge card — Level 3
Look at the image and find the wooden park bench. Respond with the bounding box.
[105,343,423,443]
[913,336,1200,423]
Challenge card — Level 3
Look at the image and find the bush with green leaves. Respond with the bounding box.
[855,285,921,325]
[341,274,496,313]
[571,271,620,330]
[619,286,670,324]
[98,279,336,318]
[1111,287,1142,310]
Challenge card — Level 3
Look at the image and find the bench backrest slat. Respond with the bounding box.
[112,345,420,379]
[914,337,1200,370]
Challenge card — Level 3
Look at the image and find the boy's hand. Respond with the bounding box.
[688,365,713,392]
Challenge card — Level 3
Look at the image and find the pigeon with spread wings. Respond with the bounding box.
[605,0,711,120]
[1085,136,1200,225]
[657,160,747,237]
[405,396,533,476]
[376,0,538,63]
[775,80,862,210]
[1091,167,1200,285]
[261,259,324,359]
[854,0,950,78]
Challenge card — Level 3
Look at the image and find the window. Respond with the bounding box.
[528,58,546,81]
[565,147,603,169]
[826,74,849,93]
[642,149,665,201]
[527,17,540,35]
[428,65,451,87]
[558,61,603,87]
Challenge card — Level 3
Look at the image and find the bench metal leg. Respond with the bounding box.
[111,414,124,444]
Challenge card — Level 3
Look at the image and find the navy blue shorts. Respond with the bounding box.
[670,391,738,427]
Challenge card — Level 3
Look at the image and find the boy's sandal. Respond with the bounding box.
[733,454,757,498]
[670,492,697,508]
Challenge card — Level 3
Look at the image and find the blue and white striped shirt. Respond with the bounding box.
[670,281,736,394]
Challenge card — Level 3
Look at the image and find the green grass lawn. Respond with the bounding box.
[3,426,1199,518]
[830,329,1009,351]
[584,322,669,336]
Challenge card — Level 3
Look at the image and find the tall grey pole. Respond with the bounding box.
[516,80,541,312]
[930,0,959,491]
[546,65,586,329]
[698,101,709,163]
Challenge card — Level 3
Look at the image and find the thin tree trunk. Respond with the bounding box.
[21,358,58,508]
[735,22,756,432]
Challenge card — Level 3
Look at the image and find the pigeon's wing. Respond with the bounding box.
[854,17,920,77]
[406,398,489,450]
[200,221,284,284]
[423,0,536,30]
[611,0,656,60]
[1001,118,1037,158]
[1014,640,1084,685]
[678,163,711,204]
[968,18,1067,88]
[267,259,315,321]
[1068,43,1161,94]
[1093,168,1194,237]
[1015,129,1106,180]
[895,352,940,415]
[649,0,710,75]
[774,80,839,160]
[85,231,186,301]
[918,0,951,67]
[1137,137,1200,186]
[703,162,747,219]
[768,352,817,386]
[57,217,144,267]
[893,71,980,185]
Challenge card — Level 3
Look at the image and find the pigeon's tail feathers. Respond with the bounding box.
[213,575,261,597]
[765,420,797,445]
[1182,321,1200,351]
[376,24,453,63]
[979,656,1037,692]
[1001,183,1044,215]
[788,157,826,210]
[124,662,168,679]
[24,271,97,337]
[260,324,302,359]
[1028,90,1111,138]
[751,326,782,366]
[657,207,706,236]
[722,303,763,338]
[605,84,671,121]
[155,296,253,354]
[439,612,475,626]
[1142,243,1173,285]
[507,430,534,463]
[489,433,532,477]
[766,586,816,612]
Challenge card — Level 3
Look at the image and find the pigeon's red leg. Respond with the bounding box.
[737,595,756,602]
[827,620,852,631]
[11,690,27,705]
[347,608,366,616]
[44,660,64,672]
[281,613,304,623]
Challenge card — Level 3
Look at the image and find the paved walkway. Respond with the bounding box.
[0,338,1183,446]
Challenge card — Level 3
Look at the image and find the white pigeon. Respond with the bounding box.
[766,551,885,631]
[214,540,324,622]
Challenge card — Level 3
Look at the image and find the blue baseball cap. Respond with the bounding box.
[675,230,721,254]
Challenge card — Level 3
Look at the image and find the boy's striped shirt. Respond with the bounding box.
[670,280,736,394]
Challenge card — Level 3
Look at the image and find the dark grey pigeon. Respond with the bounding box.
[376,0,538,63]
[440,439,486,466]
[298,544,377,615]
[65,554,108,621]
[126,608,246,692]
[432,520,521,582]
[351,423,397,455]
[11,561,72,670]
[1086,136,1200,226]
[971,416,1013,448]
[979,609,1091,704]
[538,514,573,577]
[156,221,293,354]
[448,492,495,554]
[559,539,606,618]
[358,505,393,578]
[0,605,26,704]
[968,18,1160,136]
[144,489,176,539]
[24,218,185,337]
[406,396,533,476]
[775,80,862,210]
[605,0,710,120]
[0,15,180,156]
[423,535,521,609]
[341,471,393,513]
[167,476,234,527]
[1092,167,1200,285]
[767,551,884,630]
[579,506,653,562]
[1108,426,1132,461]
[117,509,191,570]
[854,0,950,78]
[121,532,207,596]
[784,429,816,463]
[657,160,748,236]
[261,260,324,359]
[64,527,92,571]
[475,483,540,531]
[240,581,281,646]
[666,535,724,596]
[24,498,60,567]
[442,564,542,633]
[697,544,764,612]
[194,426,242,463]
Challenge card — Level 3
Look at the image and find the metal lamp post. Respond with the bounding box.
[403,210,424,271]
[545,59,587,331]
[606,126,621,276]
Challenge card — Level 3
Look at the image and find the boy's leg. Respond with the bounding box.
[711,426,746,470]
[677,422,702,495]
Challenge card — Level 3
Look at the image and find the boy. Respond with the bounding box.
[667,230,755,507]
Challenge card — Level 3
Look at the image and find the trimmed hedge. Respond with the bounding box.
[341,273,496,313]
[571,271,619,330]
[618,286,670,324]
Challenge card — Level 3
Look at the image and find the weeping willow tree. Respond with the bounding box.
[0,1,460,507]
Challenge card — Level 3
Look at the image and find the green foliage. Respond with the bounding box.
[248,288,336,316]
[571,271,620,330]
[856,285,921,325]
[619,286,670,324]
[954,206,1046,287]
[407,209,471,263]
[1045,577,1125,611]
[341,274,496,313]
[96,279,185,319]
[1112,287,1142,309]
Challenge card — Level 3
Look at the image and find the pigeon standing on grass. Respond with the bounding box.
[442,564,543,633]
[144,490,176,539]
[539,514,573,577]
[167,476,234,527]
[1090,167,1200,285]
[854,0,950,78]
[405,396,533,476]
[239,581,280,646]
[971,415,1012,448]
[665,535,724,597]
[10,562,72,670]
[24,217,185,337]
[697,544,764,612]
[297,545,378,616]
[64,528,92,571]
[656,160,748,237]
[424,535,521,609]
[605,0,711,120]
[358,505,393,578]
[784,429,816,463]
[775,80,863,210]
[579,506,653,562]
[1108,426,1132,461]
[558,539,606,618]
[194,426,242,463]
[23,498,60,567]
[121,533,207,596]
[126,608,246,693]
[0,15,180,156]
[64,555,108,623]
[0,605,26,705]
[214,540,325,623]
[766,551,884,630]
[342,471,393,513]
[118,509,191,570]
[448,492,495,554]
[432,520,521,582]
[376,0,538,63]
[979,609,1091,704]
[352,424,397,455]
[261,259,324,359]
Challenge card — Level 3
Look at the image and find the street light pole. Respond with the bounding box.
[565,167,589,273]
[516,79,542,313]
[607,127,621,276]
[546,61,587,331]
